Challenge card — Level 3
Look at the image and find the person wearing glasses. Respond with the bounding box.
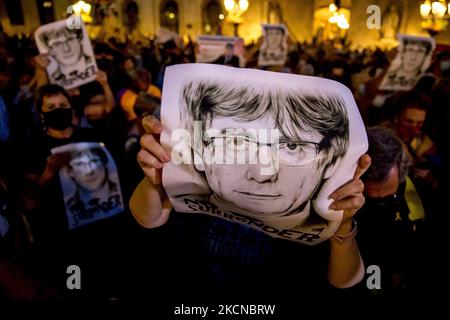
[173,80,350,230]
[66,147,121,228]
[37,26,96,87]
[129,78,371,296]
[384,38,433,89]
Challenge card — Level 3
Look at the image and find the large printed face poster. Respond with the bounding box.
[258,24,288,67]
[196,35,245,67]
[379,34,435,91]
[161,64,368,245]
[35,17,98,89]
[51,142,124,229]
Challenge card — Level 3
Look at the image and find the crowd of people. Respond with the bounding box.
[0,25,449,301]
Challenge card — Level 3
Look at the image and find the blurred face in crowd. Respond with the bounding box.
[396,106,426,142]
[69,150,107,192]
[401,43,427,74]
[225,44,234,56]
[201,116,328,216]
[41,93,73,130]
[84,94,107,121]
[124,58,135,73]
[364,166,400,208]
[364,166,400,199]
[41,93,71,113]
[266,28,284,50]
[48,29,82,67]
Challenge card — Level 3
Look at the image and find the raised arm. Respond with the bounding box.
[327,154,371,288]
[129,116,172,228]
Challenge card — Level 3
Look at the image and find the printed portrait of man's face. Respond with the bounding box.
[201,116,327,216]
[400,41,429,74]
[181,80,349,219]
[68,149,107,192]
[47,28,82,67]
[265,27,284,50]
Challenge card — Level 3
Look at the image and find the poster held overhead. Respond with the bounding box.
[258,24,288,67]
[161,64,368,245]
[35,17,98,89]
[379,34,435,91]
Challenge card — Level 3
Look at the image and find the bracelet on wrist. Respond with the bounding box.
[331,219,357,244]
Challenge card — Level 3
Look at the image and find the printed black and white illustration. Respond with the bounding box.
[161,64,368,245]
[51,142,123,229]
[379,34,435,91]
[258,24,288,67]
[197,35,245,67]
[35,17,98,89]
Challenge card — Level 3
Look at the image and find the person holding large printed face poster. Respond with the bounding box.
[35,18,98,89]
[21,84,124,293]
[130,64,371,297]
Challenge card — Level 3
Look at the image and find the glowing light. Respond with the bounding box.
[239,0,249,12]
[329,3,337,13]
[219,14,225,20]
[168,12,175,19]
[71,1,92,23]
[431,1,447,17]
[420,1,432,17]
[328,12,350,29]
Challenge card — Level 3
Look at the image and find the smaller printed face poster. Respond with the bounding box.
[258,24,288,67]
[35,16,98,89]
[51,142,124,229]
[379,34,435,91]
[197,35,245,67]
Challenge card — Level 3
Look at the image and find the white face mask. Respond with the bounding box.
[372,94,387,108]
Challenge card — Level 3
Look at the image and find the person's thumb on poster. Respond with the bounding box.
[139,115,171,186]
[328,154,371,230]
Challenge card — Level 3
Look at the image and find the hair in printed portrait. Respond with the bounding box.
[177,79,350,218]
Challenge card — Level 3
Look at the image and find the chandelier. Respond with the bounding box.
[420,0,450,35]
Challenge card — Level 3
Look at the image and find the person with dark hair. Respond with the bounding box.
[388,91,440,188]
[128,74,371,298]
[358,127,425,289]
[20,84,125,297]
[118,68,161,122]
[213,43,240,68]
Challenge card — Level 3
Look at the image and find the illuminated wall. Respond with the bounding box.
[1,0,449,45]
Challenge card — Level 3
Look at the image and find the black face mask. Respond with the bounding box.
[42,108,73,130]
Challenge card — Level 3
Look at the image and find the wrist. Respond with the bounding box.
[337,218,353,234]
[331,219,357,244]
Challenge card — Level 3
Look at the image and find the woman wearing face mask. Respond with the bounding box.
[20,84,123,298]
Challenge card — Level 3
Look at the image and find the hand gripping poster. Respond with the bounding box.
[379,34,435,91]
[161,64,368,245]
[51,142,124,229]
[258,24,288,67]
[35,17,98,90]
